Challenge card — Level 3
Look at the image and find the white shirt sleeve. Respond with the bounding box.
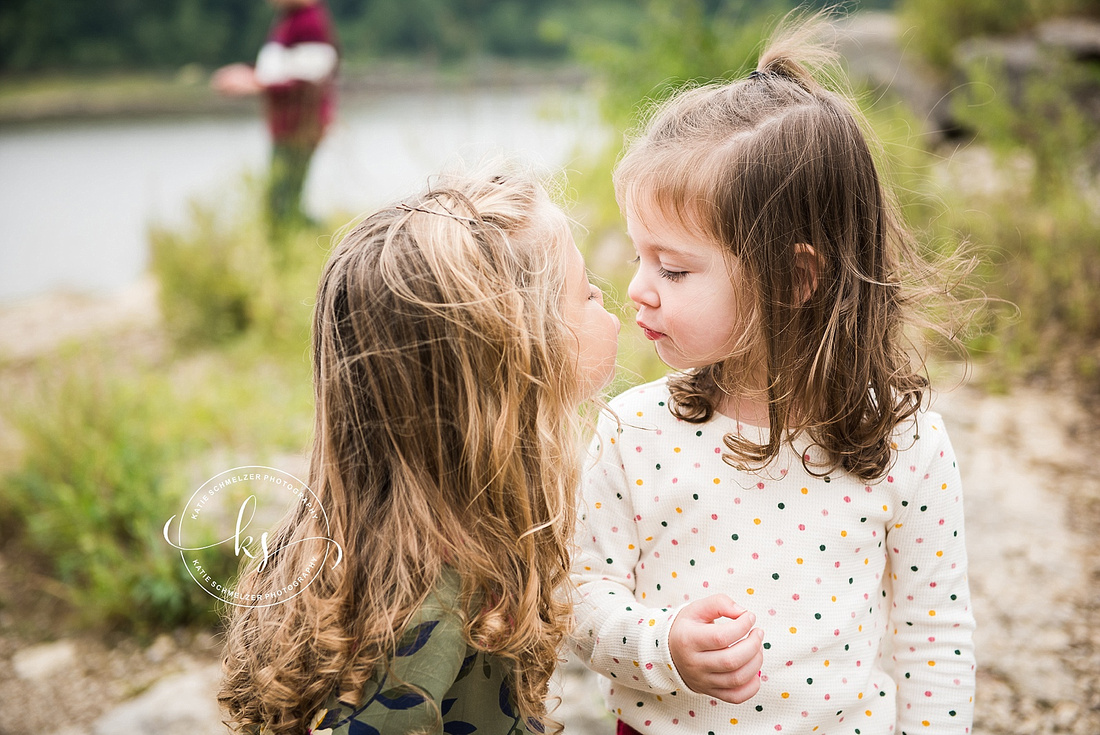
[888,418,976,733]
[571,414,691,695]
[254,41,338,85]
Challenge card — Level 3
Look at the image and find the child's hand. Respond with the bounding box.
[668,594,764,704]
[211,64,262,96]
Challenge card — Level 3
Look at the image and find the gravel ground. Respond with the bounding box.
[0,373,1096,734]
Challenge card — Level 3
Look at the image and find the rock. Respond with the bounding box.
[1006,653,1077,705]
[955,36,1045,77]
[144,633,176,664]
[91,664,228,735]
[192,630,220,655]
[834,12,957,138]
[0,276,160,364]
[13,639,77,681]
[551,655,614,733]
[953,28,1100,136]
[1038,17,1100,60]
[1053,700,1081,729]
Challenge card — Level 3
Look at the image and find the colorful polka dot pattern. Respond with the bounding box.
[572,379,975,734]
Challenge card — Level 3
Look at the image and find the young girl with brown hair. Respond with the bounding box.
[219,166,619,734]
[573,17,976,735]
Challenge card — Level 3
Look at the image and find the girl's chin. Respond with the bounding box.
[654,346,714,372]
[653,345,689,371]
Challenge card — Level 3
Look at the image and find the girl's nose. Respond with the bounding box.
[627,269,657,311]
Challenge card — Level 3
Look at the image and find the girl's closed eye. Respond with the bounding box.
[629,253,687,282]
[588,283,605,303]
[658,266,687,282]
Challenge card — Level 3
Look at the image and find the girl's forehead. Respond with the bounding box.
[546,205,580,250]
[627,196,716,247]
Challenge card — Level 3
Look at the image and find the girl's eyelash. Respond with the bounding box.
[658,267,687,282]
[630,254,687,281]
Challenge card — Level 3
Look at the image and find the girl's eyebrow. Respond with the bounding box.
[627,216,701,259]
[640,240,700,261]
[574,254,589,289]
[650,243,693,256]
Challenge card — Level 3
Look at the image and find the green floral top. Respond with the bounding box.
[308,569,540,735]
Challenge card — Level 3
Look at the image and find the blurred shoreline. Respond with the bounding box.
[0,59,591,127]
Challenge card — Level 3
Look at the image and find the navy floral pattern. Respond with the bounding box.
[309,569,535,735]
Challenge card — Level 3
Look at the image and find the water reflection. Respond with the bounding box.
[0,87,606,303]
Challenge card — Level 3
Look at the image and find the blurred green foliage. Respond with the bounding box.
[1,362,207,632]
[0,338,315,631]
[0,0,639,72]
[946,180,1100,380]
[953,56,1095,194]
[1,186,322,632]
[898,0,1099,73]
[941,58,1100,379]
[0,0,899,73]
[582,0,779,132]
[0,0,272,72]
[148,179,328,350]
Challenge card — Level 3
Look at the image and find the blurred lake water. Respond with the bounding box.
[0,86,607,303]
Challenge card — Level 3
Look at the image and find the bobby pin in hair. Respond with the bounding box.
[748,70,767,81]
[395,202,482,225]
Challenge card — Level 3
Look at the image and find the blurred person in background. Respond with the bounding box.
[212,0,338,234]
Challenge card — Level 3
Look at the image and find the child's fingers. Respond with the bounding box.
[699,640,764,694]
[697,629,763,678]
[694,610,756,652]
[711,670,763,705]
[682,594,747,625]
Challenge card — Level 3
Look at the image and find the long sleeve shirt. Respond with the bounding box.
[572,378,976,734]
[311,568,534,735]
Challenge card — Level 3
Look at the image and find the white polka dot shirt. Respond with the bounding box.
[572,378,976,734]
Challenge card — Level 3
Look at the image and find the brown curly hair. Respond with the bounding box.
[614,14,970,482]
[218,167,586,734]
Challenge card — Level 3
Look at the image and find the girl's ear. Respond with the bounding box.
[793,243,821,305]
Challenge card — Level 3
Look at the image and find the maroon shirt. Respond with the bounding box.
[262,2,338,144]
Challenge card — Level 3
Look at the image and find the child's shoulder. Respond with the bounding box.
[421,567,463,616]
[890,403,953,462]
[393,567,465,635]
[606,376,672,414]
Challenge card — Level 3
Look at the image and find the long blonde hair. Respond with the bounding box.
[615,14,962,482]
[219,168,582,734]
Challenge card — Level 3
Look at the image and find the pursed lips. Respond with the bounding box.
[637,320,665,340]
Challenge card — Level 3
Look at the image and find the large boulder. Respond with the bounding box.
[91,664,227,735]
[835,13,958,138]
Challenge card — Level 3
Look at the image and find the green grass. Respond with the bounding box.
[936,53,1100,382]
[0,333,317,632]
[148,179,331,353]
[0,184,325,633]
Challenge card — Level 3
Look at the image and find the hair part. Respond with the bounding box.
[219,166,582,734]
[615,11,967,482]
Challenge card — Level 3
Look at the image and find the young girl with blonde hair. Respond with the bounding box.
[573,16,976,735]
[219,166,619,734]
